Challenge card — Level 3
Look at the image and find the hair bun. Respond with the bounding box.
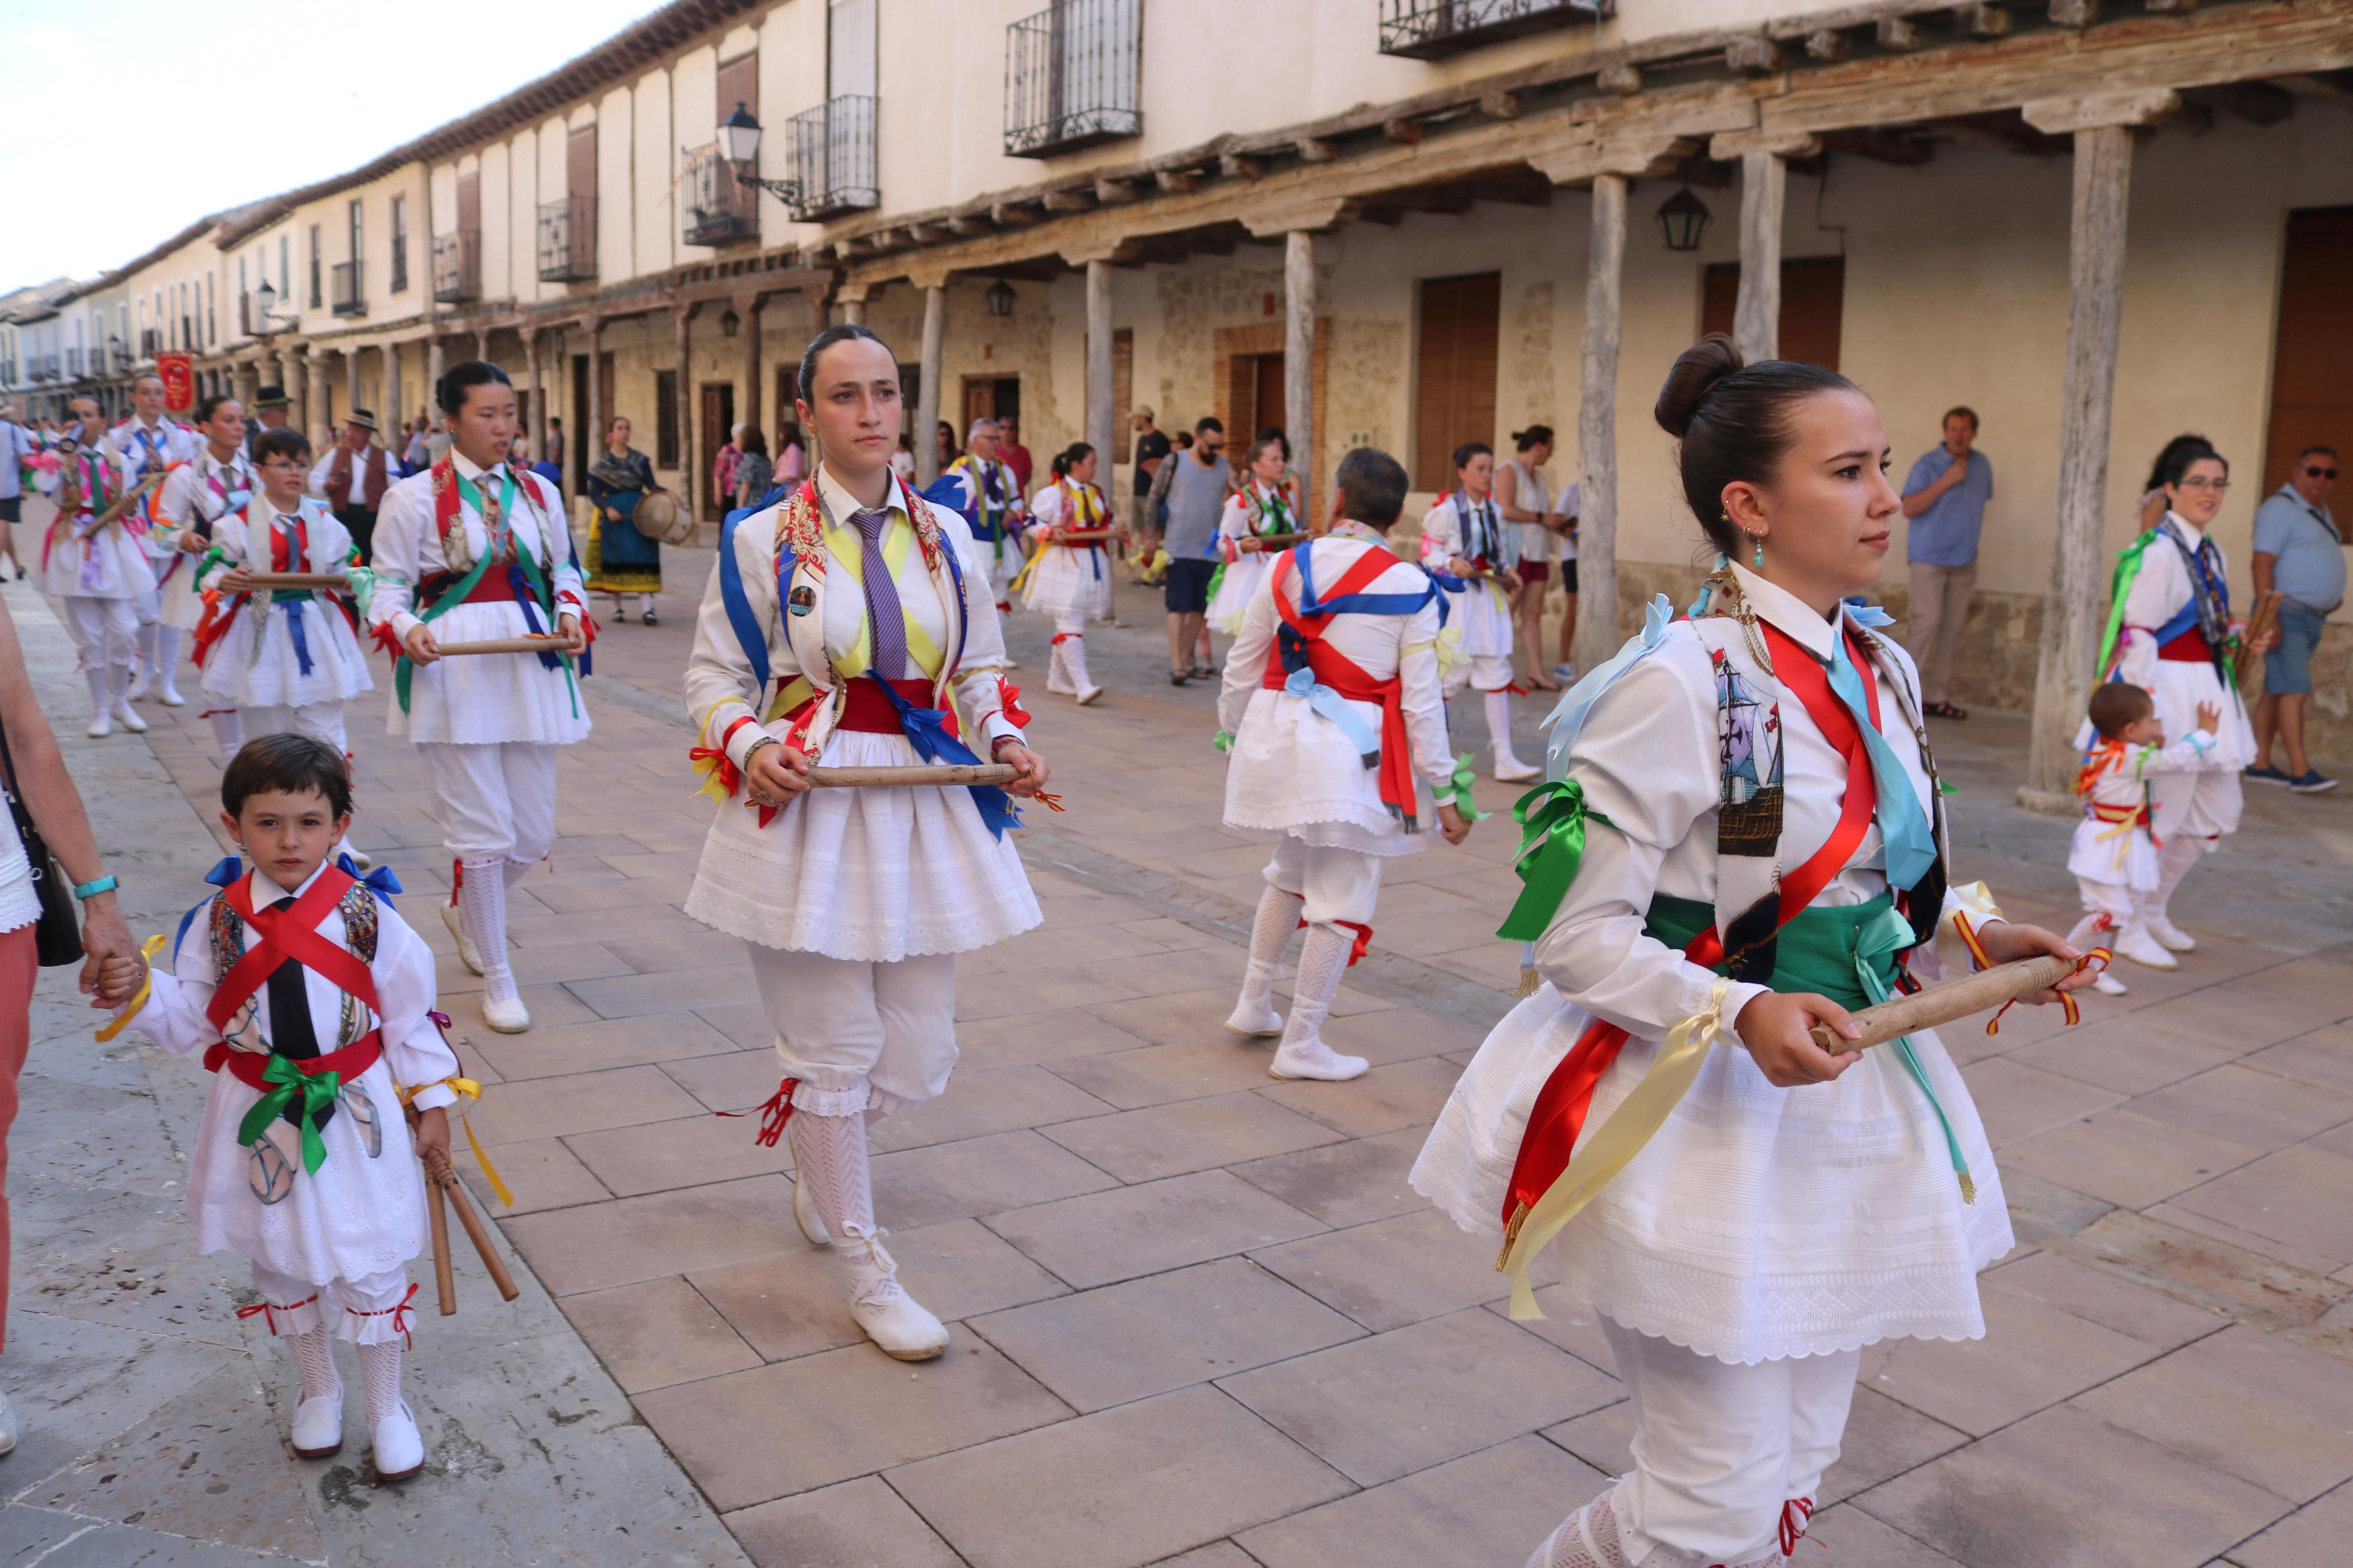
[1655,334,1744,438]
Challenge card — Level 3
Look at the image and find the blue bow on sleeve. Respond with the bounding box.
[172,856,246,960]
[1541,593,1677,778]
[336,854,403,902]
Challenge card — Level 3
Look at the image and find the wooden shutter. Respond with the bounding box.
[2263,207,2353,493]
[655,370,680,468]
[457,171,480,232]
[1698,257,1845,371]
[567,124,597,205]
[1113,328,1134,461]
[1413,273,1501,490]
[717,52,759,125]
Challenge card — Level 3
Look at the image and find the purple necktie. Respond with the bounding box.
[849,506,907,680]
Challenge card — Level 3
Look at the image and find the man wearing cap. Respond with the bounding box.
[310,410,391,564]
[245,385,292,458]
[1130,406,1170,583]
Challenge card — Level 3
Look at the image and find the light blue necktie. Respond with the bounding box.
[1827,635,1936,891]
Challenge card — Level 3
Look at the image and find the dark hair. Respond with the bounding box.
[2086,680,2155,742]
[604,414,629,439]
[1943,406,1979,431]
[1451,441,1493,476]
[1194,415,1224,437]
[2156,439,2228,490]
[193,394,241,425]
[254,426,313,465]
[797,323,890,404]
[1335,447,1409,531]
[2142,434,2213,495]
[740,426,768,457]
[2297,443,2337,462]
[1511,426,1554,452]
[222,733,352,820]
[1244,434,1286,470]
[1050,442,1094,479]
[1174,431,1194,449]
[437,360,511,415]
[1654,333,1858,557]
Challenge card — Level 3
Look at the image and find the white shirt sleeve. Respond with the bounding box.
[684,521,786,769]
[367,479,428,636]
[1218,568,1279,737]
[373,909,460,1110]
[1400,588,1454,787]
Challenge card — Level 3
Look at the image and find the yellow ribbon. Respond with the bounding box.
[397,1073,513,1208]
[1499,979,1736,1321]
[1936,880,2006,979]
[93,935,168,1043]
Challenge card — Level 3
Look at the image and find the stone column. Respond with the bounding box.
[1282,232,1317,521]
[742,294,766,453]
[524,329,546,471]
[2020,90,2180,801]
[474,329,490,367]
[345,349,362,421]
[670,309,694,522]
[231,361,257,408]
[1086,259,1117,490]
[1574,173,1628,677]
[378,347,396,436]
[915,280,946,486]
[587,317,606,469]
[306,347,332,449]
[275,349,300,427]
[837,286,868,327]
[1710,133,1820,364]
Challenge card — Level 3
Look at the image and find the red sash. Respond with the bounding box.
[1262,546,1418,823]
[418,569,520,611]
[203,1033,384,1090]
[1498,622,1887,1240]
[2157,627,2212,663]
[205,869,382,1035]
[785,677,960,738]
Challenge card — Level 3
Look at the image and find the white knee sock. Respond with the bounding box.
[1525,1487,1629,1568]
[84,667,108,719]
[639,593,655,616]
[1485,687,1527,768]
[357,1341,403,1428]
[458,858,514,1003]
[501,856,535,891]
[1242,885,1303,990]
[1280,922,1353,1054]
[1062,632,1092,691]
[2145,834,2206,926]
[152,625,183,691]
[288,1325,341,1403]
[210,708,245,756]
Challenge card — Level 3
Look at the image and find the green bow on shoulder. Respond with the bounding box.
[236,1056,343,1175]
[1438,752,1488,823]
[1497,779,1615,942]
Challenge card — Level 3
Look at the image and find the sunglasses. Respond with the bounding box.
[2305,466,2339,479]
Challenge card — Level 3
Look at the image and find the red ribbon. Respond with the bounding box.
[718,1076,799,1147]
[998,676,1033,729]
[1298,916,1374,966]
[348,1282,421,1349]
[235,1293,319,1335]
[689,746,743,796]
[1780,1496,1815,1556]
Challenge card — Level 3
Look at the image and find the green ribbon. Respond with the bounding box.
[1852,904,1975,1201]
[1212,729,1233,753]
[1497,779,1614,942]
[1439,752,1488,822]
[2094,528,2158,678]
[235,1055,343,1175]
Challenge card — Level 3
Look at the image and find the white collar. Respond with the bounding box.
[245,858,333,908]
[131,416,169,439]
[815,463,904,525]
[2162,510,2207,547]
[1728,560,1845,663]
[203,446,245,474]
[452,448,504,483]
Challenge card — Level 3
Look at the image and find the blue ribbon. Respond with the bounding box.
[865,674,1021,839]
[505,561,563,671]
[1541,593,1677,778]
[718,506,775,692]
[1277,642,1382,770]
[335,854,403,901]
[173,856,246,960]
[1829,635,1937,891]
[282,600,315,675]
[1844,600,1896,629]
[1289,543,1441,620]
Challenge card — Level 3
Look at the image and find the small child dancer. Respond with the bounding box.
[105,735,464,1479]
[2069,683,2219,995]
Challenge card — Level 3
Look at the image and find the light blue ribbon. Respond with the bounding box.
[1541,593,1677,779]
[1855,903,1974,1198]
[1283,664,1380,769]
[1827,635,1936,891]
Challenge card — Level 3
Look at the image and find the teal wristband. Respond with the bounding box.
[71,875,117,899]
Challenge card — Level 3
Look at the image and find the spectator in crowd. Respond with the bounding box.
[778,420,808,486]
[307,411,392,565]
[736,426,776,511]
[2247,443,2344,793]
[1147,416,1230,685]
[889,432,915,483]
[1130,406,1172,578]
[1900,406,1993,719]
[0,404,36,580]
[586,416,664,625]
[403,416,431,472]
[1000,415,1034,493]
[712,424,743,513]
[935,421,960,475]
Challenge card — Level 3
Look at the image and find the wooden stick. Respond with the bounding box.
[806,763,1020,788]
[1244,532,1307,550]
[2236,589,2283,681]
[427,1164,457,1315]
[1809,954,2078,1054]
[1051,528,1121,543]
[425,1147,521,1302]
[430,635,572,657]
[240,572,350,589]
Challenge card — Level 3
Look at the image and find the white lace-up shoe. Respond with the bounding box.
[2146,915,2198,953]
[2113,924,2179,971]
[441,901,485,976]
[840,1226,949,1361]
[1270,1040,1370,1082]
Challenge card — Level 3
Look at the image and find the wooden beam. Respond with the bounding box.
[1154,168,1198,194]
[2048,0,2096,24]
[1596,63,1641,96]
[1479,90,1521,120]
[2146,0,2198,13]
[1095,176,1140,205]
[1220,152,1262,180]
[2184,81,2296,126]
[1877,16,1921,50]
[1805,29,1852,62]
[1726,37,1783,77]
[989,201,1039,227]
[1041,188,1094,213]
[1819,126,1936,164]
[945,214,992,236]
[1924,111,2070,157]
[1955,3,2013,38]
[1383,118,1424,145]
[904,222,950,243]
[1295,137,1338,164]
[2022,88,2182,134]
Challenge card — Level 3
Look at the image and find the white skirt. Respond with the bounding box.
[41,524,155,602]
[199,595,375,708]
[685,727,1043,962]
[1439,578,1514,659]
[1022,544,1112,623]
[386,598,592,745]
[2148,659,2255,771]
[187,1055,428,1285]
[1223,688,1431,859]
[2066,815,2160,889]
[1414,983,2011,1365]
[157,554,207,631]
[1206,553,1273,637]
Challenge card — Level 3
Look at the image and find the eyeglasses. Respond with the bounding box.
[2175,477,2230,492]
[2305,466,2339,480]
[259,459,304,473]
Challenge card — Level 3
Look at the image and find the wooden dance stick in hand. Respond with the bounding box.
[428,635,570,657]
[405,1104,457,1315]
[425,1147,521,1302]
[806,763,1020,788]
[1052,528,1122,543]
[240,572,350,589]
[1808,955,2078,1054]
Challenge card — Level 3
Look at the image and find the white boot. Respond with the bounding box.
[2113,923,2178,971]
[839,1224,950,1361]
[1225,884,1303,1037]
[2145,913,2197,953]
[359,1341,421,1480]
[1046,638,1076,695]
[1269,922,1368,1082]
[2145,836,2205,951]
[459,858,528,1031]
[286,1324,343,1460]
[2092,969,2129,996]
[83,669,111,738]
[1063,633,1103,706]
[1486,688,1538,783]
[209,707,244,759]
[108,666,147,733]
[126,624,154,699]
[0,1388,17,1456]
[154,625,186,705]
[788,1107,946,1359]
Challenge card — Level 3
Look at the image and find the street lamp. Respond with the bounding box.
[1656,186,1712,253]
[720,306,741,339]
[251,280,300,339]
[985,279,1017,319]
[718,103,805,212]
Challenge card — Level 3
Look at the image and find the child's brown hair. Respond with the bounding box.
[2086,681,2153,741]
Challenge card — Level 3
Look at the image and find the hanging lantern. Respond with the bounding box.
[985,279,1017,318]
[1656,186,1712,253]
[720,306,742,338]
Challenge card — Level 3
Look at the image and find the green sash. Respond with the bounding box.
[393,470,578,716]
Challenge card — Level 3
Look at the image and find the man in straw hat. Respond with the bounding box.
[245,385,293,458]
[309,409,392,565]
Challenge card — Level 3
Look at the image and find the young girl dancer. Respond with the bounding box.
[1419,441,1536,781]
[2069,682,2219,997]
[1021,442,1122,706]
[1205,435,1304,638]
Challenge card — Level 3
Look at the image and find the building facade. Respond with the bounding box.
[4,0,2350,767]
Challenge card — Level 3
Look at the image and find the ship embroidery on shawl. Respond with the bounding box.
[1711,646,1784,858]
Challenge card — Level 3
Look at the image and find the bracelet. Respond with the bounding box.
[741,735,781,769]
[71,874,118,899]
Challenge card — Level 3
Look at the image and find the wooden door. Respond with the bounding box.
[1699,257,1846,370]
[1253,354,1287,443]
[2264,207,2353,493]
[700,382,736,520]
[1413,272,1501,490]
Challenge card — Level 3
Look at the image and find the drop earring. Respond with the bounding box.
[1749,534,1765,569]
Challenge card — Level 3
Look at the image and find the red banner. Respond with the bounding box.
[156,353,194,414]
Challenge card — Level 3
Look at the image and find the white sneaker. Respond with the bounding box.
[1270,1040,1370,1082]
[1075,684,1105,706]
[1224,999,1284,1038]
[157,681,186,706]
[0,1388,19,1456]
[792,1173,831,1247]
[481,990,531,1033]
[291,1390,343,1459]
[2092,970,2128,997]
[841,1226,949,1361]
[1493,751,1541,784]
[110,699,148,733]
[2113,925,2179,971]
[2146,915,2197,953]
[85,710,112,739]
[370,1398,424,1481]
[1046,666,1076,696]
[126,664,151,701]
[441,901,485,976]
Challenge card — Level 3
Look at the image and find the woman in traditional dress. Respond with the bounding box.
[1418,441,1534,780]
[683,325,1050,1361]
[584,417,662,626]
[1204,435,1302,638]
[1413,337,2091,1568]
[1022,442,1123,706]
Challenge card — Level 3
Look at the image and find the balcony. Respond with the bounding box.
[65,347,84,379]
[29,354,58,383]
[1005,0,1141,158]
[140,328,161,357]
[538,197,598,283]
[682,145,761,248]
[331,261,366,317]
[433,230,482,303]
[784,97,879,222]
[1377,0,1612,59]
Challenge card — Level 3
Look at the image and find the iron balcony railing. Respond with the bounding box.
[141,328,161,356]
[538,197,598,282]
[29,354,59,383]
[682,144,761,247]
[433,230,482,303]
[1005,0,1142,157]
[331,261,366,318]
[390,241,409,294]
[65,347,83,379]
[1378,0,1612,59]
[784,97,879,221]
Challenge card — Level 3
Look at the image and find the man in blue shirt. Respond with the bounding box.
[1901,407,1993,719]
[2246,444,2344,793]
[0,403,38,580]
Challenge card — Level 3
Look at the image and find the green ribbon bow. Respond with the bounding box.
[1852,904,1975,1203]
[236,1056,343,1176]
[1212,729,1234,753]
[1439,752,1488,822]
[1497,779,1614,942]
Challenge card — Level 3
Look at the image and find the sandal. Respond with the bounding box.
[1170,670,1190,687]
[1923,701,1968,720]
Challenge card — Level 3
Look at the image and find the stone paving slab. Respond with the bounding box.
[77,549,2353,1565]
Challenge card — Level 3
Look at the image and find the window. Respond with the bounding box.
[308,225,322,308]
[1412,272,1500,490]
[279,236,290,298]
[1698,257,1845,372]
[655,369,680,468]
[206,275,215,345]
[829,0,876,97]
[349,199,364,262]
[391,195,409,292]
[1005,0,1143,158]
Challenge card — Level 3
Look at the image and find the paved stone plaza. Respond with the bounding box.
[3,550,2351,1567]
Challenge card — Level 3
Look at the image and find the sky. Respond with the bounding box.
[0,0,661,289]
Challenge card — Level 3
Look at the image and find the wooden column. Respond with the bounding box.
[231,361,257,408]
[670,309,694,521]
[345,350,362,422]
[741,295,766,451]
[524,330,546,471]
[1709,133,1818,364]
[586,318,605,464]
[305,348,331,449]
[915,281,946,486]
[425,337,445,401]
[837,287,868,327]
[1086,259,1117,487]
[1283,232,1318,520]
[378,347,397,436]
[2021,90,2178,800]
[1575,173,1628,677]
